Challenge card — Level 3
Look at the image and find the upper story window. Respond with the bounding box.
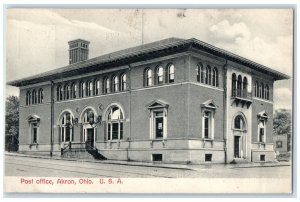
[120,73,127,91]
[155,66,164,85]
[87,81,93,96]
[112,75,119,92]
[254,80,270,100]
[64,84,70,100]
[144,68,153,87]
[166,64,175,83]
[232,73,250,99]
[26,91,31,105]
[94,79,100,95]
[212,67,219,87]
[38,88,43,104]
[32,90,37,104]
[71,83,77,99]
[79,81,85,98]
[197,63,219,87]
[103,77,110,94]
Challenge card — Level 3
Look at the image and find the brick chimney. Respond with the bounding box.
[68,39,90,64]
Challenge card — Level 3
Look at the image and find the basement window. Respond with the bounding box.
[260,154,265,161]
[152,154,163,161]
[205,154,212,162]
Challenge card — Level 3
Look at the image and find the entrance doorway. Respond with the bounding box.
[86,128,95,148]
[234,136,240,158]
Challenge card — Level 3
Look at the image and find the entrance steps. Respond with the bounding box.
[61,142,107,160]
[230,158,249,164]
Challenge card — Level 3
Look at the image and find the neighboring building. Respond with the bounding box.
[273,134,288,155]
[8,38,289,164]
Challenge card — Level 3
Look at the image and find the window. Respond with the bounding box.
[243,77,248,98]
[212,67,218,87]
[103,77,110,94]
[71,83,77,99]
[201,65,205,83]
[145,68,153,86]
[79,82,85,97]
[94,79,100,95]
[197,63,202,82]
[260,154,265,161]
[237,75,242,97]
[276,141,283,148]
[86,81,93,96]
[112,76,119,92]
[207,66,211,85]
[26,91,31,105]
[205,154,212,162]
[167,64,175,83]
[31,123,38,144]
[259,83,263,99]
[255,81,259,97]
[154,111,164,138]
[64,84,70,100]
[82,109,95,124]
[120,73,127,91]
[265,85,269,100]
[106,105,125,141]
[60,112,74,142]
[152,154,162,161]
[258,120,266,143]
[234,115,245,130]
[202,111,214,139]
[232,73,237,97]
[38,88,43,104]
[155,66,164,85]
[32,90,37,104]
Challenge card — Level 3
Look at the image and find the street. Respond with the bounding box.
[5,155,292,178]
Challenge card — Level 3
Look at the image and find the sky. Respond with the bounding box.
[5,8,293,110]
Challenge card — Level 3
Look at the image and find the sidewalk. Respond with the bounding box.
[5,152,291,171]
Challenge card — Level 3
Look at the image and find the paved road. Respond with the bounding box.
[5,155,292,178]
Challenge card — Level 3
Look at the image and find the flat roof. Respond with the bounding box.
[7,37,290,87]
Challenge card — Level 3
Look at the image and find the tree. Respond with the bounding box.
[273,109,292,152]
[5,96,19,151]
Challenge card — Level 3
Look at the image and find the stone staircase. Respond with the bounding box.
[61,142,107,160]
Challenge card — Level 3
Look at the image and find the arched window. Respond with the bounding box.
[265,85,269,100]
[26,91,31,105]
[167,64,175,83]
[64,84,70,100]
[243,77,248,98]
[120,73,127,91]
[155,66,164,85]
[207,66,212,85]
[79,82,85,98]
[106,105,125,141]
[232,73,237,97]
[112,75,119,92]
[82,109,95,124]
[205,66,209,84]
[254,81,259,97]
[145,68,152,86]
[237,75,242,97]
[197,63,202,82]
[259,83,264,99]
[32,90,37,104]
[85,81,93,97]
[38,88,43,104]
[201,65,205,83]
[212,67,218,87]
[103,77,110,94]
[70,83,77,99]
[94,79,100,95]
[234,115,245,130]
[57,85,62,101]
[60,112,74,142]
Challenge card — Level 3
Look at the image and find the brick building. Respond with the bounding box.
[8,38,289,164]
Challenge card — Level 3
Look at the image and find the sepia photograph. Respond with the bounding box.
[4,7,293,194]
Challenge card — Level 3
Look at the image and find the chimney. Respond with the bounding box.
[68,39,90,64]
